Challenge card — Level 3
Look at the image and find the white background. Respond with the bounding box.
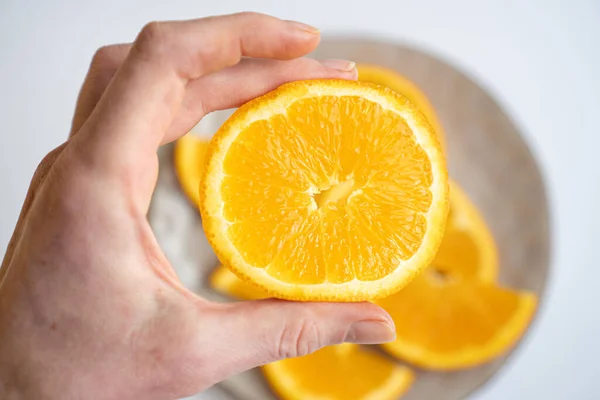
[1,0,599,399]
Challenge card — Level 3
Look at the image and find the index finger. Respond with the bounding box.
[78,12,320,164]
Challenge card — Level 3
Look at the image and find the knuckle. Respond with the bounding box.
[196,40,222,64]
[140,21,163,41]
[196,32,240,73]
[38,147,61,169]
[277,318,323,359]
[90,45,122,70]
[136,21,169,56]
[33,144,65,181]
[26,143,67,195]
[91,45,112,65]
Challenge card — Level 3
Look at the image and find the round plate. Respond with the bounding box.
[149,37,551,400]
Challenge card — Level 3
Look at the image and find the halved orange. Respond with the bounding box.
[200,79,448,301]
[263,344,414,400]
[377,183,537,370]
[173,133,210,207]
[358,64,445,148]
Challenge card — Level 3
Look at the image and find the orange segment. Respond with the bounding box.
[201,79,448,301]
[263,344,414,400]
[320,205,354,283]
[223,119,311,191]
[377,182,536,370]
[173,133,210,207]
[357,64,445,149]
[378,279,536,370]
[266,213,327,284]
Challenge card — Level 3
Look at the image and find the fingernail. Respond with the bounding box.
[320,59,356,72]
[287,20,320,34]
[345,320,396,344]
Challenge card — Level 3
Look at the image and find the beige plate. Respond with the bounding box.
[149,37,551,400]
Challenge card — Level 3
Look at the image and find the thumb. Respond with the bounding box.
[197,299,395,383]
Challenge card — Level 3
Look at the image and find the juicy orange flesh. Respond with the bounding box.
[266,344,408,399]
[222,96,433,284]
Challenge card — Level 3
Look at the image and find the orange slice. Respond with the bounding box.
[263,344,414,400]
[435,182,498,282]
[200,79,448,301]
[378,280,536,370]
[210,264,267,300]
[174,133,209,207]
[377,183,537,370]
[358,64,445,148]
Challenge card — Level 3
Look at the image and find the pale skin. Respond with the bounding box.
[0,12,396,399]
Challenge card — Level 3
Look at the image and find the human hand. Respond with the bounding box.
[0,12,395,400]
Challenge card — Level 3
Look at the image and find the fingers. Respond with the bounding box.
[194,58,356,114]
[80,12,322,163]
[194,300,395,385]
[69,48,356,143]
[70,44,131,136]
[167,57,358,138]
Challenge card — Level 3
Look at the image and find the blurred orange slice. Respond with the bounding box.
[173,133,209,208]
[379,278,536,370]
[436,183,498,281]
[358,64,445,148]
[263,344,414,400]
[377,183,537,370]
[210,263,267,300]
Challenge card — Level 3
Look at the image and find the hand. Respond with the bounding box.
[0,12,395,400]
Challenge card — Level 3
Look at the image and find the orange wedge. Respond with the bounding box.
[377,183,537,370]
[201,79,448,301]
[379,278,536,370]
[263,344,414,400]
[173,133,210,207]
[358,64,445,148]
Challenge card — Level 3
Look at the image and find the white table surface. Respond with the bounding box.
[1,0,598,399]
